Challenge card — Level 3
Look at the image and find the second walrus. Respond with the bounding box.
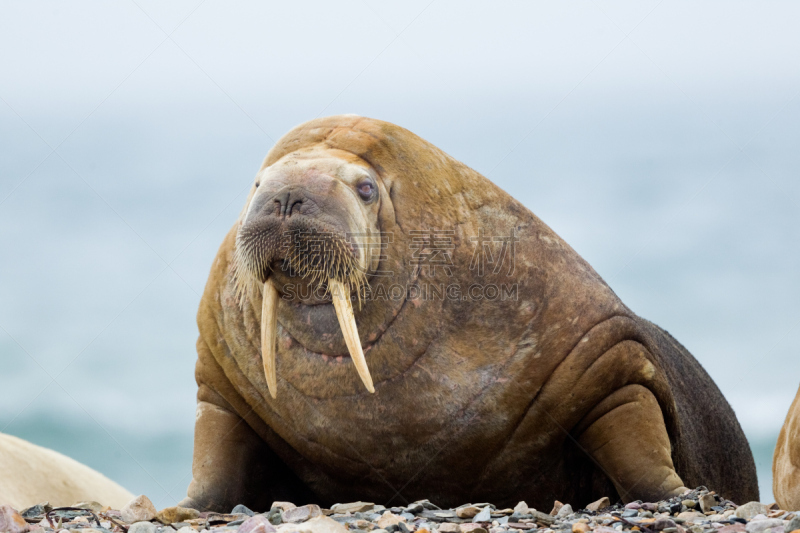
[181,115,758,511]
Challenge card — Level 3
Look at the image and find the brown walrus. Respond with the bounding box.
[774,384,800,510]
[181,115,758,512]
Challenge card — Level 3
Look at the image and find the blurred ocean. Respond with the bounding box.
[1,1,799,510]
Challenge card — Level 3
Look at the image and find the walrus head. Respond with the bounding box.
[232,146,384,398]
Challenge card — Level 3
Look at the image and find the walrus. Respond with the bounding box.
[0,432,133,509]
[774,383,800,510]
[181,115,758,512]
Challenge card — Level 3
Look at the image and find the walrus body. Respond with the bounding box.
[183,116,757,511]
[0,432,133,509]
[774,384,800,510]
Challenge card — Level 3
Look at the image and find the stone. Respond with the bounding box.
[283,505,322,524]
[128,522,157,533]
[406,504,424,514]
[550,501,563,516]
[232,505,255,517]
[531,510,555,525]
[20,504,51,521]
[676,512,705,524]
[699,495,717,514]
[586,498,611,513]
[239,515,277,533]
[625,503,642,510]
[176,527,195,533]
[459,525,487,533]
[786,518,800,533]
[290,516,348,533]
[641,503,659,512]
[514,503,529,515]
[457,508,480,519]
[331,503,375,514]
[622,510,638,517]
[682,501,697,510]
[746,520,785,533]
[473,508,492,523]
[121,495,158,524]
[439,524,460,533]
[156,506,199,525]
[272,502,297,512]
[555,505,573,519]
[0,506,29,533]
[717,526,746,533]
[736,504,769,521]
[653,518,677,531]
[377,513,405,529]
[572,524,590,533]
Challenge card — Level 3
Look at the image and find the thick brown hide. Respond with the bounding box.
[182,116,758,511]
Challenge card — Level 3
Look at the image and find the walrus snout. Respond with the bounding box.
[231,151,383,398]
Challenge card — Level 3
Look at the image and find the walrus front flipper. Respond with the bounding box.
[182,390,312,512]
[576,384,688,503]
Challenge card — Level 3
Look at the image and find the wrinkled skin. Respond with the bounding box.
[774,384,800,510]
[181,116,758,511]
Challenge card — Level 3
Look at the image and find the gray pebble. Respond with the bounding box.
[473,507,492,523]
[232,505,255,517]
[786,516,800,533]
[128,522,157,533]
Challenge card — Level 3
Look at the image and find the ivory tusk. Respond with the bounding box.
[261,279,279,399]
[329,279,375,393]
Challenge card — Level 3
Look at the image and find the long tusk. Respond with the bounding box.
[329,279,375,393]
[261,279,279,399]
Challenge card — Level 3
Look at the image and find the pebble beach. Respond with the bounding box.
[2,488,798,533]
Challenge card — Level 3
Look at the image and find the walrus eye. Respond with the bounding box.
[356,180,376,202]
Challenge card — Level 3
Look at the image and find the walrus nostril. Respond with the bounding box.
[273,189,305,218]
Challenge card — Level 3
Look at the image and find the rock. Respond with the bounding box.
[19,504,51,520]
[556,504,573,519]
[73,502,105,513]
[586,498,611,513]
[121,495,158,523]
[786,517,800,533]
[459,525,487,533]
[625,503,642,510]
[622,510,638,517]
[0,506,29,533]
[682,501,697,509]
[572,523,590,533]
[331,503,375,514]
[473,508,492,523]
[746,520,785,533]
[653,518,677,531]
[676,512,705,524]
[405,504,424,514]
[232,505,255,517]
[239,515,277,533]
[156,506,199,525]
[439,524,460,533]
[377,513,405,529]
[550,501,563,516]
[283,505,322,524]
[736,503,770,521]
[718,525,746,533]
[272,502,297,512]
[457,507,481,519]
[531,510,555,526]
[290,516,348,533]
[514,503,529,515]
[176,527,195,533]
[698,494,717,514]
[128,522,157,533]
[641,503,659,512]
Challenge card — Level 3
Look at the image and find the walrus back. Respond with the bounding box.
[641,320,759,502]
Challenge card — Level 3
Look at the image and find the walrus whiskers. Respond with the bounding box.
[329,278,375,393]
[261,279,279,398]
